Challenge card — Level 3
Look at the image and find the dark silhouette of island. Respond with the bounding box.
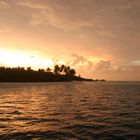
[0,65,94,82]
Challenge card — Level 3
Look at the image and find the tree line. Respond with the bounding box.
[0,65,93,82]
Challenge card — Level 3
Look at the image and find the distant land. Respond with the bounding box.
[0,65,105,82]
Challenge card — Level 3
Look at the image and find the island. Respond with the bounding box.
[0,65,94,82]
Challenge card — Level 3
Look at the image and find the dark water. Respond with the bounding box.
[0,82,140,140]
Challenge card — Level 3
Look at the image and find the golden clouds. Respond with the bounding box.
[0,0,140,80]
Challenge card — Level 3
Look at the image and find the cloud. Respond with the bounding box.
[30,10,48,26]
[0,1,10,9]
[29,10,95,30]
[94,60,112,72]
[71,53,93,68]
[70,54,140,80]
[15,0,140,38]
[110,64,140,81]
[0,0,140,80]
[94,60,140,73]
[15,1,47,9]
[93,61,140,80]
[16,0,101,30]
[117,64,140,72]
[70,53,140,80]
[132,60,140,65]
[116,4,132,11]
[96,30,117,38]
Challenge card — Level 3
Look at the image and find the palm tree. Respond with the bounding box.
[46,68,52,72]
[38,69,45,73]
[27,67,32,71]
[64,66,71,75]
[69,69,76,76]
[60,64,65,73]
[54,65,60,75]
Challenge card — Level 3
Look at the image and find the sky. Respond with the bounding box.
[0,0,140,81]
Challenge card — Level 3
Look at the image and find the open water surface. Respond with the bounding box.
[0,81,140,140]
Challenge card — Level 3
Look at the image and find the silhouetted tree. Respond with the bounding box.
[69,69,76,76]
[60,64,65,73]
[38,69,45,73]
[46,68,52,72]
[0,65,94,82]
[27,67,32,71]
[63,65,70,75]
[54,65,60,75]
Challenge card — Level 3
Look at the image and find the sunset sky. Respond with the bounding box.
[0,0,140,81]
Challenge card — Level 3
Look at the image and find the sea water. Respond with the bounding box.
[0,82,139,139]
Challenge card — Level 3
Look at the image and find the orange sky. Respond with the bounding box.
[0,0,140,81]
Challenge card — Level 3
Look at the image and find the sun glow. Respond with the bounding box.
[0,49,54,69]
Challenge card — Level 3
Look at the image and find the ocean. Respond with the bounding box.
[0,81,139,140]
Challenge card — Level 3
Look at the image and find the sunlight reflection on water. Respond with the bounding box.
[0,82,140,139]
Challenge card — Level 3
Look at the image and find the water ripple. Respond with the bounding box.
[0,82,139,139]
